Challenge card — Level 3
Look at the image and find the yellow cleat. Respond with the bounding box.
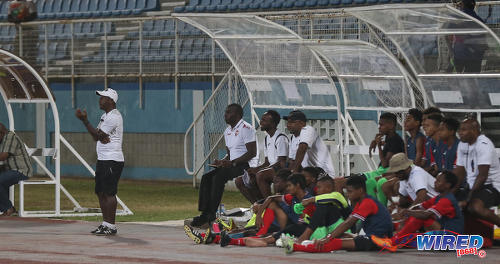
[371,235,398,253]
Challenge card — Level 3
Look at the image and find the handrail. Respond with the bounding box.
[184,67,233,175]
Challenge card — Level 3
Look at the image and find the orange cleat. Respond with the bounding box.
[371,235,398,253]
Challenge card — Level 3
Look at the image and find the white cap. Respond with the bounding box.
[96,88,118,103]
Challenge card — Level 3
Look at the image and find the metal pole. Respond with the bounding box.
[211,38,215,91]
[71,22,75,108]
[139,20,143,109]
[104,22,108,89]
[175,19,179,109]
[44,25,48,80]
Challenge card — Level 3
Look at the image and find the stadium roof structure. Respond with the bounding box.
[0,49,132,217]
[348,3,500,112]
[176,13,419,176]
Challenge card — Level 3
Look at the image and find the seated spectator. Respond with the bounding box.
[371,171,464,252]
[388,153,438,209]
[286,110,335,177]
[191,104,257,227]
[405,108,425,165]
[235,110,288,202]
[284,175,393,253]
[421,114,444,176]
[455,119,500,227]
[437,117,460,172]
[0,123,33,216]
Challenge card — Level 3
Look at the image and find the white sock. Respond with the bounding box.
[102,221,116,230]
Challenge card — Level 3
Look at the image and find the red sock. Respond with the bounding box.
[394,216,425,243]
[256,208,275,236]
[213,235,221,244]
[229,238,246,246]
[293,238,342,253]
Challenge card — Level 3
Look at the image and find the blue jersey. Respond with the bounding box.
[352,195,393,238]
[406,132,425,161]
[423,137,443,168]
[423,193,464,234]
[437,138,459,171]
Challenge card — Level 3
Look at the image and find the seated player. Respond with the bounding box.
[220,175,350,248]
[366,112,405,205]
[371,171,464,252]
[286,110,335,177]
[184,169,292,245]
[219,173,316,247]
[302,166,324,195]
[235,110,288,202]
[405,108,425,165]
[387,153,438,209]
[437,117,460,172]
[284,175,393,253]
[421,114,444,176]
[422,107,442,121]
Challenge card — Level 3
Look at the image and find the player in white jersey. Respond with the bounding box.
[235,110,288,202]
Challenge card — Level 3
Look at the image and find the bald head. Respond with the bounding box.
[458,118,480,144]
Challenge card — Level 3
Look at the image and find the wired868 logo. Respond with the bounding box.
[417,234,486,258]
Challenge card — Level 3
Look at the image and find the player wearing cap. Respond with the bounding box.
[75,88,124,236]
[285,110,335,178]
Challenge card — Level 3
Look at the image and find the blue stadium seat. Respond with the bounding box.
[52,0,63,15]
[145,0,159,11]
[134,0,146,14]
[97,0,109,16]
[342,0,354,5]
[249,0,264,10]
[329,0,341,6]
[195,0,211,12]
[79,0,92,17]
[207,0,221,12]
[293,1,306,8]
[179,0,199,13]
[238,0,253,10]
[57,0,71,18]
[104,0,117,16]
[125,0,137,15]
[148,39,162,62]
[153,20,165,36]
[111,0,126,15]
[216,0,231,11]
[56,42,68,59]
[228,0,242,11]
[160,39,174,61]
[67,0,81,18]
[306,0,318,7]
[271,0,285,8]
[162,19,176,36]
[317,0,329,6]
[107,41,121,62]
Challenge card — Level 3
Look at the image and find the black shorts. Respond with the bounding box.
[353,235,379,251]
[470,184,500,208]
[95,160,124,196]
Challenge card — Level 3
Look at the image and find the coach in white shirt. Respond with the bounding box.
[235,110,288,202]
[75,88,124,236]
[455,118,500,227]
[286,110,335,177]
[191,104,257,227]
[387,153,438,207]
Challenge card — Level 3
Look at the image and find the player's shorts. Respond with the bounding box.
[95,160,124,196]
[354,235,379,251]
[470,184,500,208]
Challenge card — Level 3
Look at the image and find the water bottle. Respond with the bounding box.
[217,203,225,217]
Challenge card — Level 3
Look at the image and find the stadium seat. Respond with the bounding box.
[238,0,253,11]
[148,39,162,62]
[57,0,71,18]
[294,1,306,8]
[216,0,231,11]
[207,0,221,12]
[97,0,109,16]
[160,39,175,61]
[104,0,116,16]
[195,0,211,12]
[306,0,318,7]
[342,0,354,5]
[144,0,159,11]
[227,0,242,11]
[329,0,341,6]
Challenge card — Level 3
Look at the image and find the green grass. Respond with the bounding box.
[13,177,250,222]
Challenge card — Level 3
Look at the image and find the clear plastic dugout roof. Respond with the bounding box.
[349,4,500,111]
[176,14,340,110]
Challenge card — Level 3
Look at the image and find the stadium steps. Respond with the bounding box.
[144,10,172,16]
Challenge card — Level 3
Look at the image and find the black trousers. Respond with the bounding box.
[198,163,248,214]
[308,203,342,230]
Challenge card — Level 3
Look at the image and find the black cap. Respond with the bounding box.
[283,110,306,122]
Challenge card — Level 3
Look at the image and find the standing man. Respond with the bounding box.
[286,110,335,177]
[235,110,288,202]
[455,118,500,226]
[75,88,124,235]
[191,104,257,227]
[0,123,33,216]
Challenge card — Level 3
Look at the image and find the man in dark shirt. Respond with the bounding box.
[366,112,405,206]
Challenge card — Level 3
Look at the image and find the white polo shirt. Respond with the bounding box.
[264,130,289,165]
[96,109,124,162]
[289,134,300,160]
[399,165,438,201]
[299,125,336,177]
[224,119,256,161]
[456,135,500,192]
